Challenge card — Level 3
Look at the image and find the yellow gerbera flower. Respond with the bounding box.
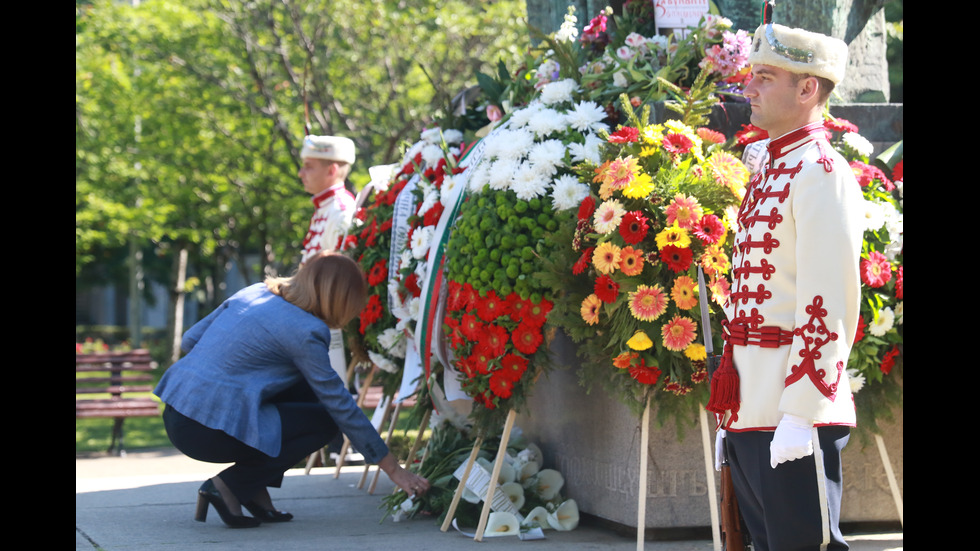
[684,343,707,361]
[592,242,621,274]
[621,171,655,199]
[655,225,692,249]
[627,330,654,351]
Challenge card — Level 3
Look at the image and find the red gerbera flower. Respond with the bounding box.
[880,346,900,375]
[662,133,694,155]
[476,290,511,322]
[895,266,903,300]
[499,353,529,382]
[512,321,543,355]
[578,196,596,221]
[824,118,859,133]
[423,202,445,227]
[594,274,620,303]
[403,272,422,297]
[467,347,493,375]
[444,316,465,350]
[693,214,726,244]
[367,259,387,287]
[524,298,552,328]
[489,371,515,399]
[359,294,384,334]
[479,323,510,358]
[608,126,640,143]
[628,359,662,385]
[459,313,484,342]
[618,211,649,245]
[573,247,594,275]
[660,245,693,273]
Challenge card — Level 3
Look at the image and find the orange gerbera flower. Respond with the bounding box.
[619,246,645,276]
[592,242,621,274]
[580,294,602,326]
[671,275,698,310]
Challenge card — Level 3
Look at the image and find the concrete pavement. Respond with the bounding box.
[76,448,903,551]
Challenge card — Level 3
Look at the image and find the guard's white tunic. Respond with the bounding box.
[300,183,356,264]
[720,122,863,432]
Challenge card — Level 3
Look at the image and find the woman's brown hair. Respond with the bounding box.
[265,252,367,328]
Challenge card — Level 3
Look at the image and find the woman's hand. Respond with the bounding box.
[378,452,430,496]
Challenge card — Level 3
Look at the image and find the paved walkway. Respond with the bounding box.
[76,448,903,550]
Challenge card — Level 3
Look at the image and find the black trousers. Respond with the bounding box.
[726,426,850,551]
[162,381,339,504]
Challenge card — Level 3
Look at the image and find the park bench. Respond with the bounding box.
[76,349,161,455]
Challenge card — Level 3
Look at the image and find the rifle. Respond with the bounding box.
[698,267,747,551]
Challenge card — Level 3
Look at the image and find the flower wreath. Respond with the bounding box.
[549,97,747,423]
[442,78,614,434]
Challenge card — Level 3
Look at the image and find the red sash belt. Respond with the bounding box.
[725,324,794,348]
[706,322,795,430]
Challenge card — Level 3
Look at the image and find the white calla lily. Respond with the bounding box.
[518,459,540,482]
[522,506,552,530]
[548,499,580,531]
[501,482,525,510]
[485,512,520,537]
[529,468,564,501]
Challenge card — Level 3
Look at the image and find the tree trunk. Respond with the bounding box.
[169,245,189,366]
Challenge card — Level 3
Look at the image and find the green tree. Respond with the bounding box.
[76,0,530,359]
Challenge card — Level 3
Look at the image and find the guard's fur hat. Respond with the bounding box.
[301,135,356,165]
[748,23,848,85]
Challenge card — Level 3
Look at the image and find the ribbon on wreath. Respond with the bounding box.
[415,126,502,401]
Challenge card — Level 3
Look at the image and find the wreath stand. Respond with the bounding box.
[439,408,518,541]
[633,396,722,551]
[875,434,903,527]
[329,365,378,478]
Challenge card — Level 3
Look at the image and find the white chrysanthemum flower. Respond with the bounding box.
[568,133,604,164]
[551,174,590,211]
[868,307,895,337]
[511,163,549,201]
[847,368,865,393]
[496,128,536,160]
[566,101,609,134]
[467,162,490,192]
[508,103,542,129]
[488,158,518,191]
[399,249,413,272]
[421,143,444,166]
[420,127,442,143]
[526,108,567,137]
[405,140,425,161]
[368,350,398,374]
[410,225,434,259]
[527,139,566,173]
[442,129,464,144]
[538,78,579,105]
[842,132,874,158]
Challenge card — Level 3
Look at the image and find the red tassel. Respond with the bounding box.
[706,343,740,429]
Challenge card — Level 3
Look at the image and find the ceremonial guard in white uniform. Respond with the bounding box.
[706,11,864,550]
[298,135,358,382]
[299,135,357,264]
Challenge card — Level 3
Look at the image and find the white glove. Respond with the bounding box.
[769,414,814,468]
[714,429,727,471]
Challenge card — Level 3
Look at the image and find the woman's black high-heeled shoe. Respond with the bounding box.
[243,501,293,523]
[195,479,261,528]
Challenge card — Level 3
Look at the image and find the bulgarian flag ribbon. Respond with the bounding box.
[415,131,496,392]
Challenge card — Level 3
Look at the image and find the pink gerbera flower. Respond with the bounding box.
[665,194,703,229]
[662,315,698,351]
[861,251,892,288]
[662,133,694,156]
